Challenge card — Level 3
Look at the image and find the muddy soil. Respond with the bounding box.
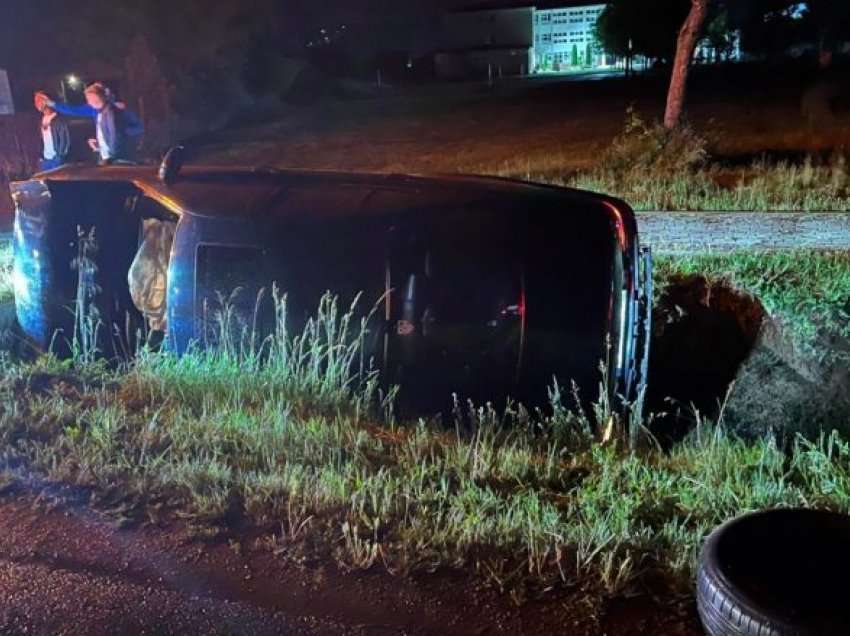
[0,482,702,636]
[649,275,765,440]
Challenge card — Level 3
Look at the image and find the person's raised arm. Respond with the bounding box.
[43,96,97,118]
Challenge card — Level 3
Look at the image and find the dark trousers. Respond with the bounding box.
[39,158,65,172]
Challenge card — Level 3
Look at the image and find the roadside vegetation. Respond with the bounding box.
[1,287,850,601]
[485,111,850,211]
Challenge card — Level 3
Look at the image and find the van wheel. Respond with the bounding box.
[697,509,850,636]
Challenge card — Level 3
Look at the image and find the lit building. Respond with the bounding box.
[437,3,742,80]
[437,3,614,79]
[532,4,613,72]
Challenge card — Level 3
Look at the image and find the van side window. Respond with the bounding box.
[196,244,266,340]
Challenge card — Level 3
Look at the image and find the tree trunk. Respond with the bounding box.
[663,0,709,130]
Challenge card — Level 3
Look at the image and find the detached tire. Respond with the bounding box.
[697,509,850,636]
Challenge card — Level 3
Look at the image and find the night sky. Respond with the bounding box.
[0,0,453,76]
[0,0,810,77]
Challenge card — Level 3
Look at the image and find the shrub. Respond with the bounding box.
[598,107,709,178]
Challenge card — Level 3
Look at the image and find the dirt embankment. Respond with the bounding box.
[651,276,850,439]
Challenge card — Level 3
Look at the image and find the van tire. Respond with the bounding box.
[696,509,850,636]
[697,558,783,636]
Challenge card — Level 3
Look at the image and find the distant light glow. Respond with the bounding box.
[769,2,807,20]
[66,74,81,88]
[787,2,807,19]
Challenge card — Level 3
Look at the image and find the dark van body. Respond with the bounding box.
[10,164,651,413]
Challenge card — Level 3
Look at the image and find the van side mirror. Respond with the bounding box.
[159,146,186,185]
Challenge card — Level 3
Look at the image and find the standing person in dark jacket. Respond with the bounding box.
[34,92,71,171]
[38,83,144,165]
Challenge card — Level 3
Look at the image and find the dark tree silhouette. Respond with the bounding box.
[738,0,850,61]
[595,0,692,65]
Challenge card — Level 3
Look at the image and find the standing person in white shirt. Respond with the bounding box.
[33,92,71,171]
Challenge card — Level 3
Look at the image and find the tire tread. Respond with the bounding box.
[697,560,789,636]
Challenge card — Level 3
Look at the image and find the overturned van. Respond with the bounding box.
[10,159,652,412]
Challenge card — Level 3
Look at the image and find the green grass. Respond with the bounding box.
[1,291,850,599]
[0,238,12,305]
[487,155,850,212]
[567,161,850,212]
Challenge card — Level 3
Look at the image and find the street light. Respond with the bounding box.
[59,73,82,102]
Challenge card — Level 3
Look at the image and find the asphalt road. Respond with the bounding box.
[0,558,344,636]
[0,482,702,636]
[0,494,358,636]
[0,483,509,636]
[0,474,408,636]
